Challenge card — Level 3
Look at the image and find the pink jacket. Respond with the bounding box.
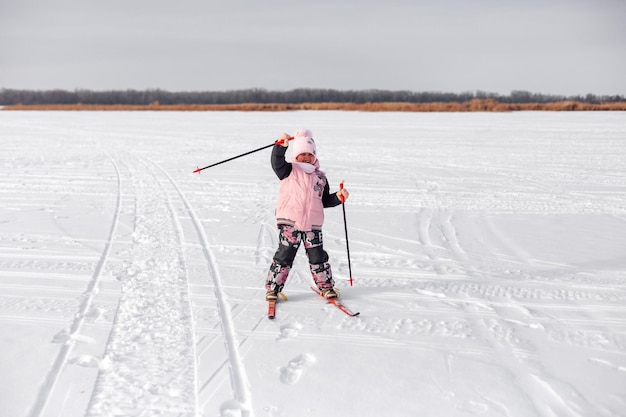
[275,163,327,231]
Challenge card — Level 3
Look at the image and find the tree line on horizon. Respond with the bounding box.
[1,88,624,106]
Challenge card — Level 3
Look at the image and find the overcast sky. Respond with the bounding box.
[1,0,625,96]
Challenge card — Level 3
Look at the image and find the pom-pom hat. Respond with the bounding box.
[291,129,316,159]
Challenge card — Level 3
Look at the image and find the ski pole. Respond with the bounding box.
[193,136,293,174]
[339,181,354,286]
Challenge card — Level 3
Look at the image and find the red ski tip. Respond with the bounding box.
[193,166,201,174]
[349,276,353,286]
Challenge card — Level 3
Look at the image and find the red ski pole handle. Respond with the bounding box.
[274,136,294,146]
[339,181,346,203]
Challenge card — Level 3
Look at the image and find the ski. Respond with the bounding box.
[267,299,277,319]
[311,287,360,317]
[267,292,287,319]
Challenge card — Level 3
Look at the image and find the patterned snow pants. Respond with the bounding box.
[265,225,334,293]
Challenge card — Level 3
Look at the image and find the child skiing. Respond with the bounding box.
[265,129,349,301]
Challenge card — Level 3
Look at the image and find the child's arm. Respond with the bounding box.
[322,182,342,207]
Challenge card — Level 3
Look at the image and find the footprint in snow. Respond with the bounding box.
[277,321,303,341]
[280,353,316,385]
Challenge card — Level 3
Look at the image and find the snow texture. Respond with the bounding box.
[0,110,625,417]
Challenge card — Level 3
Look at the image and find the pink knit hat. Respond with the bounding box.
[291,129,316,159]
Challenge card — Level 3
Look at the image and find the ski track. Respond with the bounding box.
[407,205,623,415]
[80,154,256,417]
[27,154,123,417]
[84,156,199,417]
[149,157,254,417]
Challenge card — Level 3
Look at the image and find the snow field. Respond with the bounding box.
[0,110,625,417]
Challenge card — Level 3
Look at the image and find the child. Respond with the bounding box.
[265,129,349,301]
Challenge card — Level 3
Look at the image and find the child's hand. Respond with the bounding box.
[277,133,290,147]
[337,188,349,202]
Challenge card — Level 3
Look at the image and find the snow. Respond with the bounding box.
[0,110,625,417]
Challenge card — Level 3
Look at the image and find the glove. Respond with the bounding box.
[277,133,290,147]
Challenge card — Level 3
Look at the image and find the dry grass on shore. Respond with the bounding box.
[3,99,626,112]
